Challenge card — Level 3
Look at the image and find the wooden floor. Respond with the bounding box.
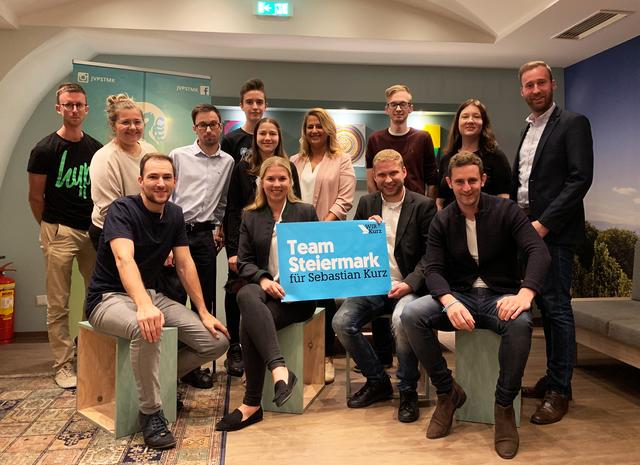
[224,329,640,465]
[2,330,639,464]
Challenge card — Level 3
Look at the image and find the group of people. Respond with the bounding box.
[26,59,593,458]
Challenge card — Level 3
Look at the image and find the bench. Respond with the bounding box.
[261,307,326,414]
[76,321,177,438]
[573,242,640,370]
[455,329,522,426]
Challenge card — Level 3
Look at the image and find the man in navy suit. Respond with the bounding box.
[511,60,594,425]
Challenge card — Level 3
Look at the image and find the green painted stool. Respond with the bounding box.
[455,329,521,426]
[76,321,177,438]
[261,308,326,414]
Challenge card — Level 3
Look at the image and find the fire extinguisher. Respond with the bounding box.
[0,260,16,344]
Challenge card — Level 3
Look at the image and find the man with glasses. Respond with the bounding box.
[161,103,234,389]
[27,82,102,389]
[363,84,439,371]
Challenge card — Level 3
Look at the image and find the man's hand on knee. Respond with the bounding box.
[496,288,535,321]
[447,303,475,331]
[137,303,165,343]
[201,313,230,340]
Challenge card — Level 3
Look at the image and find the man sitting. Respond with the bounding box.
[332,149,435,420]
[86,153,229,449]
[401,152,550,459]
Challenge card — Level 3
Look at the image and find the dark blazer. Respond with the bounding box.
[424,193,550,297]
[354,189,436,294]
[237,201,318,284]
[510,106,593,245]
[224,158,302,258]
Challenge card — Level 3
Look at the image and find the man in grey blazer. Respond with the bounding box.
[511,60,594,425]
[333,149,436,421]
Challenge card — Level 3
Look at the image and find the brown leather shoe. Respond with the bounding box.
[494,403,519,459]
[426,380,466,439]
[521,377,548,398]
[530,390,569,425]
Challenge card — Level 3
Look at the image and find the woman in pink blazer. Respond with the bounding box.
[290,107,356,383]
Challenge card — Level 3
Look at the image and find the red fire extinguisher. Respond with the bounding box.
[0,261,16,344]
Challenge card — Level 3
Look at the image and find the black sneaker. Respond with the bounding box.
[180,367,213,389]
[398,390,420,423]
[347,377,393,408]
[224,343,244,377]
[138,410,177,449]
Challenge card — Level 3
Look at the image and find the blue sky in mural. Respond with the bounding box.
[565,35,640,232]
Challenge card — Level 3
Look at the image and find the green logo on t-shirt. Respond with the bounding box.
[55,150,90,199]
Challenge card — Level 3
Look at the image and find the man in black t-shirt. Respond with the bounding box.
[220,78,267,377]
[27,83,102,389]
[86,154,229,450]
[220,78,267,163]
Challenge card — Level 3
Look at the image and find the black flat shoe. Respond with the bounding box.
[273,370,297,407]
[215,408,263,431]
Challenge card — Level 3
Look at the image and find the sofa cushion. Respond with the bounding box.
[573,299,640,335]
[608,319,640,350]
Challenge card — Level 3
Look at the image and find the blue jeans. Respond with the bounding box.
[401,288,533,406]
[535,244,575,395]
[332,294,418,386]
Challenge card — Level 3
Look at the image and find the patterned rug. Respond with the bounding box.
[0,372,230,465]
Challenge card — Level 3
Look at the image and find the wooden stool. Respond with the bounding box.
[261,308,325,414]
[76,321,177,437]
[455,329,521,426]
[345,314,430,401]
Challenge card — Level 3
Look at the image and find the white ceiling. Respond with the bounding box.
[1,0,638,67]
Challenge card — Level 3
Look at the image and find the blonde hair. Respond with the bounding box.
[385,84,412,101]
[106,93,144,133]
[373,149,404,168]
[245,157,300,211]
[298,108,343,159]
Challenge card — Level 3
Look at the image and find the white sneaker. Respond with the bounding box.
[54,363,77,389]
[324,357,335,385]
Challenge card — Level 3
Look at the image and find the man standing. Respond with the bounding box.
[401,152,550,459]
[221,78,267,162]
[86,154,229,450]
[221,78,267,376]
[364,84,439,368]
[161,104,234,388]
[365,84,438,199]
[513,60,594,424]
[27,83,102,389]
[332,149,435,420]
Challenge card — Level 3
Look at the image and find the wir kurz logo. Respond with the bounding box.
[358,223,383,234]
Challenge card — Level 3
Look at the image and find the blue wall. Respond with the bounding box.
[566,35,640,232]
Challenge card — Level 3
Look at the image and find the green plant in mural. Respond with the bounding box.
[572,225,637,297]
[598,228,637,279]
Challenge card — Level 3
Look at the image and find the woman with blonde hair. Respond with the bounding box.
[290,108,356,383]
[89,93,155,248]
[216,157,317,431]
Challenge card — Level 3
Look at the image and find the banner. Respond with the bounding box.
[277,220,391,302]
[73,61,211,152]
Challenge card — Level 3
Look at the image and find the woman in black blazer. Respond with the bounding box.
[223,117,301,377]
[216,157,317,432]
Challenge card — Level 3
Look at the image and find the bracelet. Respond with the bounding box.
[442,299,460,313]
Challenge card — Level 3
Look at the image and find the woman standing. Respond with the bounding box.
[223,117,301,377]
[436,99,511,210]
[216,157,318,431]
[89,94,155,248]
[290,108,356,384]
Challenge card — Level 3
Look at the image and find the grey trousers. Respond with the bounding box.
[88,290,229,414]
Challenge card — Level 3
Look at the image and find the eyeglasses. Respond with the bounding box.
[386,101,411,110]
[195,121,222,130]
[59,103,88,111]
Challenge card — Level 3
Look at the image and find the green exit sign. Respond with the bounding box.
[256,1,292,17]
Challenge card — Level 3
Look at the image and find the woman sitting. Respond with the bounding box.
[216,157,318,432]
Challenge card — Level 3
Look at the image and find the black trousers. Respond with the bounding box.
[236,283,316,406]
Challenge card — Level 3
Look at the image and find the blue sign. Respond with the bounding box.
[277,221,391,302]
